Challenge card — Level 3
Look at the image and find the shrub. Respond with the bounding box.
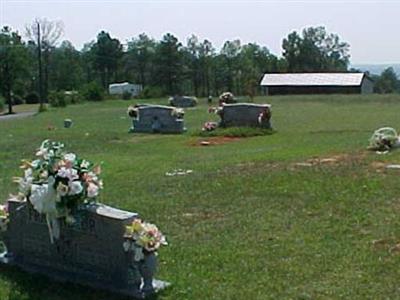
[139,86,165,99]
[12,94,24,105]
[122,91,132,100]
[25,92,40,104]
[49,91,67,108]
[64,91,83,104]
[81,82,104,101]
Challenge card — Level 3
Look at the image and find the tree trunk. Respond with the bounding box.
[44,48,49,102]
[37,22,44,111]
[4,62,13,114]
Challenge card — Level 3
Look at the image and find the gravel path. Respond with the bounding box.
[0,111,36,121]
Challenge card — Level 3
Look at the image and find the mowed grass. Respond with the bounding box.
[1,94,400,299]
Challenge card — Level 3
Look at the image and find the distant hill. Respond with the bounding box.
[352,64,400,76]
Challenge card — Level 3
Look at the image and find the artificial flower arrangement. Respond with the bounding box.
[218,92,236,105]
[12,139,103,242]
[171,107,184,119]
[123,218,167,261]
[257,107,271,126]
[0,204,9,232]
[368,127,400,152]
[202,121,218,132]
[127,105,139,118]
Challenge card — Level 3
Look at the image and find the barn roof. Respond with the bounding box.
[260,73,366,87]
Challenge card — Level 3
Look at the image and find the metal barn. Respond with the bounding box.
[260,73,374,95]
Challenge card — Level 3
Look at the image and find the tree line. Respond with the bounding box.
[0,19,399,113]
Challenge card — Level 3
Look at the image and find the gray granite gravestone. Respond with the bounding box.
[218,103,272,128]
[169,96,197,108]
[129,105,185,134]
[0,198,169,299]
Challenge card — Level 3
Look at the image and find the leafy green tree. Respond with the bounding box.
[91,31,123,88]
[125,33,156,86]
[0,26,29,114]
[282,26,350,72]
[154,33,183,95]
[198,39,215,96]
[49,40,84,90]
[185,34,201,96]
[374,67,399,93]
[239,43,280,96]
[221,40,241,93]
[81,41,96,84]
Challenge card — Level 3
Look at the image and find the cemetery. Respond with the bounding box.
[2,93,400,300]
[1,1,399,298]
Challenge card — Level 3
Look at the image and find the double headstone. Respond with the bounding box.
[0,198,169,298]
[129,105,185,134]
[169,96,197,108]
[218,103,272,129]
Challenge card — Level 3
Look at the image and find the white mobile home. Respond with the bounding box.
[108,82,143,97]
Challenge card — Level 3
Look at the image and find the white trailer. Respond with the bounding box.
[108,82,143,97]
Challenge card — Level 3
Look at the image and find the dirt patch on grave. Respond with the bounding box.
[178,210,227,227]
[292,152,367,169]
[110,135,166,144]
[190,136,243,147]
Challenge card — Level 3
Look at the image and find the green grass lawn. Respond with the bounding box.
[1,94,400,299]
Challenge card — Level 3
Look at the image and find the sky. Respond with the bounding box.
[1,0,400,65]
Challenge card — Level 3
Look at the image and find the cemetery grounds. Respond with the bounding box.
[0,94,400,299]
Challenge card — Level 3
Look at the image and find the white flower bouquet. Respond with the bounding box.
[368,127,400,151]
[171,108,184,119]
[12,140,103,242]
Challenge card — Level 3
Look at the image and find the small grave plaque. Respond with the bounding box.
[129,104,186,133]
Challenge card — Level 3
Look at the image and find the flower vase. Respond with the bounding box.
[140,251,157,295]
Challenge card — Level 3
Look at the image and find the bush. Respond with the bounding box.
[12,94,24,105]
[25,92,40,104]
[122,91,132,100]
[49,91,67,108]
[81,82,104,101]
[139,86,165,99]
[65,91,83,104]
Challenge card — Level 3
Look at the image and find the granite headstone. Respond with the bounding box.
[0,198,169,298]
[169,96,197,108]
[129,105,185,134]
[218,103,272,128]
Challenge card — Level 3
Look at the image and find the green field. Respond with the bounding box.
[1,94,400,299]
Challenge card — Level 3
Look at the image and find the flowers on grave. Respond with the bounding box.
[12,140,103,242]
[218,92,235,105]
[202,121,218,132]
[127,105,139,118]
[123,219,167,261]
[368,127,400,152]
[257,107,271,125]
[171,108,184,119]
[0,204,9,232]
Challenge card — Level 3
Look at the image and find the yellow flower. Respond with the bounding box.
[20,160,33,170]
[131,219,143,233]
[56,183,69,196]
